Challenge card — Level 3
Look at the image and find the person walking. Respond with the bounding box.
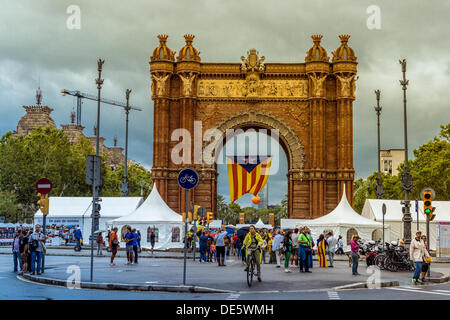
[96,232,104,256]
[124,227,135,264]
[109,227,119,266]
[420,235,431,283]
[132,228,139,264]
[410,231,430,284]
[283,230,293,273]
[326,232,338,267]
[20,230,29,275]
[350,235,361,275]
[214,228,228,266]
[12,231,22,273]
[272,229,284,268]
[149,230,156,254]
[317,234,327,268]
[290,228,299,267]
[298,227,312,273]
[29,225,45,275]
[199,231,208,263]
[74,228,82,251]
[336,235,344,255]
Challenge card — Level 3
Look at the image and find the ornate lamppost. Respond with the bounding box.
[399,59,413,244]
[374,89,384,199]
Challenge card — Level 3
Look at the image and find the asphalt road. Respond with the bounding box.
[1,255,450,300]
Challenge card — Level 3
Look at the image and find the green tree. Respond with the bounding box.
[216,194,239,224]
[0,191,20,222]
[0,127,152,221]
[353,123,449,212]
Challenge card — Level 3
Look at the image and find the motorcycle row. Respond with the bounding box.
[359,240,415,272]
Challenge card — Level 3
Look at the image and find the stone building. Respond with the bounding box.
[14,89,130,170]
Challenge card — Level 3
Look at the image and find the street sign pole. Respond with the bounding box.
[193,219,197,262]
[382,203,386,250]
[36,178,52,274]
[183,189,188,285]
[177,168,199,287]
[42,213,46,273]
[427,213,430,279]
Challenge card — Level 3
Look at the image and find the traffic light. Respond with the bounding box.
[182,212,186,222]
[193,205,200,220]
[37,193,49,216]
[206,212,214,224]
[423,191,436,221]
[188,211,193,223]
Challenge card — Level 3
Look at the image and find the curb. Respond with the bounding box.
[333,280,400,290]
[19,274,232,294]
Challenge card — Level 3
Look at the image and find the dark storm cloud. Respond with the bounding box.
[1,0,449,206]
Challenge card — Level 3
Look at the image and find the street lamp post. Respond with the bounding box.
[121,89,131,197]
[374,89,384,200]
[90,58,104,282]
[399,59,413,245]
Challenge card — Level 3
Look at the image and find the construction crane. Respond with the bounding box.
[61,88,143,196]
[61,89,142,125]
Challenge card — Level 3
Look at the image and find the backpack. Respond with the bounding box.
[30,237,39,251]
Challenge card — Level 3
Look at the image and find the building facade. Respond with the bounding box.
[379,149,405,176]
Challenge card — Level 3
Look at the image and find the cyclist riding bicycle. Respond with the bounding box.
[242,225,263,282]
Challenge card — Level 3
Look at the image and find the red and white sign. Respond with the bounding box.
[36,178,53,194]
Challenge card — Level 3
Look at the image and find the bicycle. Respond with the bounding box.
[245,247,260,287]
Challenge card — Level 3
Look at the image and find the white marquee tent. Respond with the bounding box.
[109,185,184,250]
[34,197,144,245]
[362,199,450,250]
[282,186,387,250]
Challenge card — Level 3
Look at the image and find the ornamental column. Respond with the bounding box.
[305,35,330,217]
[150,34,175,201]
[332,35,358,204]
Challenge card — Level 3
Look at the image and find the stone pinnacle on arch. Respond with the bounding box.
[305,34,329,62]
[177,34,201,62]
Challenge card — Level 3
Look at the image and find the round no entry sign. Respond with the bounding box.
[36,178,53,194]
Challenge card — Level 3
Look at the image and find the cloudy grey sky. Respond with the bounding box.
[1,0,449,207]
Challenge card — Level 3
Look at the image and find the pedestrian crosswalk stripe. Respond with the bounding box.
[389,287,450,296]
[227,294,240,300]
[327,291,340,300]
[433,290,450,293]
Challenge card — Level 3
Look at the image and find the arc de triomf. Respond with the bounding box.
[149,34,357,219]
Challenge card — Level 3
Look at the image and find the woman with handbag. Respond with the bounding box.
[109,227,120,266]
[420,235,432,283]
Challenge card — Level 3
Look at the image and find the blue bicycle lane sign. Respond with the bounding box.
[177,168,199,190]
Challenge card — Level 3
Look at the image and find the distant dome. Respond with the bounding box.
[332,35,356,62]
[177,34,200,62]
[305,35,329,62]
[151,34,175,62]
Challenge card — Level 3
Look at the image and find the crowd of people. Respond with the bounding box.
[11,223,432,285]
[189,225,349,281]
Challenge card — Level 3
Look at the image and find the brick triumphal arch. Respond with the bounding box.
[149,34,357,219]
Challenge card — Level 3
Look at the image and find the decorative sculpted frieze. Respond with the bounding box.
[197,79,308,98]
